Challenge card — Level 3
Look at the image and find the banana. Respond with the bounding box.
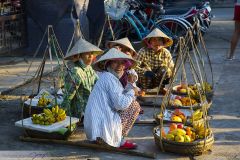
[52,107,55,113]
[58,109,65,116]
[43,108,52,116]
[55,105,59,114]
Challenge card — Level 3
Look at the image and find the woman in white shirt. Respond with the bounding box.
[84,48,140,149]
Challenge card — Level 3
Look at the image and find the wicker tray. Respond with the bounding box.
[166,100,212,110]
[172,85,214,102]
[24,127,76,140]
[153,126,214,155]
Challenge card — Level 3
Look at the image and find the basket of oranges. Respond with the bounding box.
[153,123,214,155]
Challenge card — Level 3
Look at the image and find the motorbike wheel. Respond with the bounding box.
[153,18,189,55]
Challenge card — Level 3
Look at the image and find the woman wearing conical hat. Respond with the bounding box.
[135,28,175,94]
[84,48,140,149]
[61,38,103,120]
[106,37,138,87]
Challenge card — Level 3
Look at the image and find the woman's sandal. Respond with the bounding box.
[119,140,138,150]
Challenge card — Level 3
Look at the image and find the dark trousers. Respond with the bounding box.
[88,16,105,45]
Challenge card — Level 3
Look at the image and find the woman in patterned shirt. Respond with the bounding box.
[135,28,174,94]
[61,38,103,120]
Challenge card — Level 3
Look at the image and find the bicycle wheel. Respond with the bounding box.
[101,18,131,49]
[152,18,189,54]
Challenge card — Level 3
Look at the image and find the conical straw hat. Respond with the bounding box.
[143,28,173,47]
[64,38,103,60]
[107,37,137,57]
[93,48,136,72]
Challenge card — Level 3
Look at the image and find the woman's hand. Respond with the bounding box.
[133,87,139,96]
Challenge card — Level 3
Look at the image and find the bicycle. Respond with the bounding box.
[102,0,189,53]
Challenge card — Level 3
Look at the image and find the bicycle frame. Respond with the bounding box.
[123,10,177,41]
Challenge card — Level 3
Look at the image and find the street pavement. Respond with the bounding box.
[0,7,240,160]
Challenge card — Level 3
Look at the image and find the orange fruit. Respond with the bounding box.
[186,127,191,131]
[186,130,192,136]
[169,123,178,131]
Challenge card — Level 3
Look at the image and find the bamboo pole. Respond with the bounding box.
[134,120,157,125]
[19,136,156,159]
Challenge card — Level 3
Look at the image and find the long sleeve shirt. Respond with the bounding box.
[61,61,98,117]
[84,72,135,147]
[135,47,174,78]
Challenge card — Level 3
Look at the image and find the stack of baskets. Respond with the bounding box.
[152,30,214,155]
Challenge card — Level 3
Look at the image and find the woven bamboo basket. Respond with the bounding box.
[24,126,76,140]
[166,100,212,110]
[154,114,205,126]
[153,126,214,155]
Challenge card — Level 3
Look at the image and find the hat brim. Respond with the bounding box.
[143,37,173,48]
[64,51,102,60]
[93,58,137,72]
[107,42,137,57]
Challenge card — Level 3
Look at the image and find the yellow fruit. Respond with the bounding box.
[173,99,182,106]
[43,108,52,116]
[170,128,186,136]
[179,89,187,94]
[175,135,185,142]
[55,105,59,114]
[166,134,175,141]
[52,107,55,113]
[184,135,191,142]
[171,116,182,123]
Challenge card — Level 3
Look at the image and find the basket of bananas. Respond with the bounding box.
[23,93,54,118]
[153,123,214,155]
[24,106,76,140]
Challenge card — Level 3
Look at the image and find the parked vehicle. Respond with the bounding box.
[102,0,190,53]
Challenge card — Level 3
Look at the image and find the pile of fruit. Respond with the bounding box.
[31,105,66,125]
[170,97,198,107]
[37,95,51,107]
[170,109,186,123]
[174,82,212,102]
[162,122,211,143]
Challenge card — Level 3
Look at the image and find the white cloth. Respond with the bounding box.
[84,72,135,147]
[126,69,139,88]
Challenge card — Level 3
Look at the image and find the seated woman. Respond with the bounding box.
[84,48,140,149]
[61,38,103,120]
[135,28,174,94]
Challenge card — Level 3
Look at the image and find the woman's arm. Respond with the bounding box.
[61,68,82,109]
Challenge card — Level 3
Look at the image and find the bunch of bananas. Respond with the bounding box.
[51,105,67,122]
[31,113,55,125]
[202,82,212,92]
[31,105,66,125]
[37,96,51,107]
[193,120,211,139]
[191,109,203,121]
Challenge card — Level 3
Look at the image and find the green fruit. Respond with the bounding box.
[166,134,175,141]
[184,135,191,142]
[175,135,185,142]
